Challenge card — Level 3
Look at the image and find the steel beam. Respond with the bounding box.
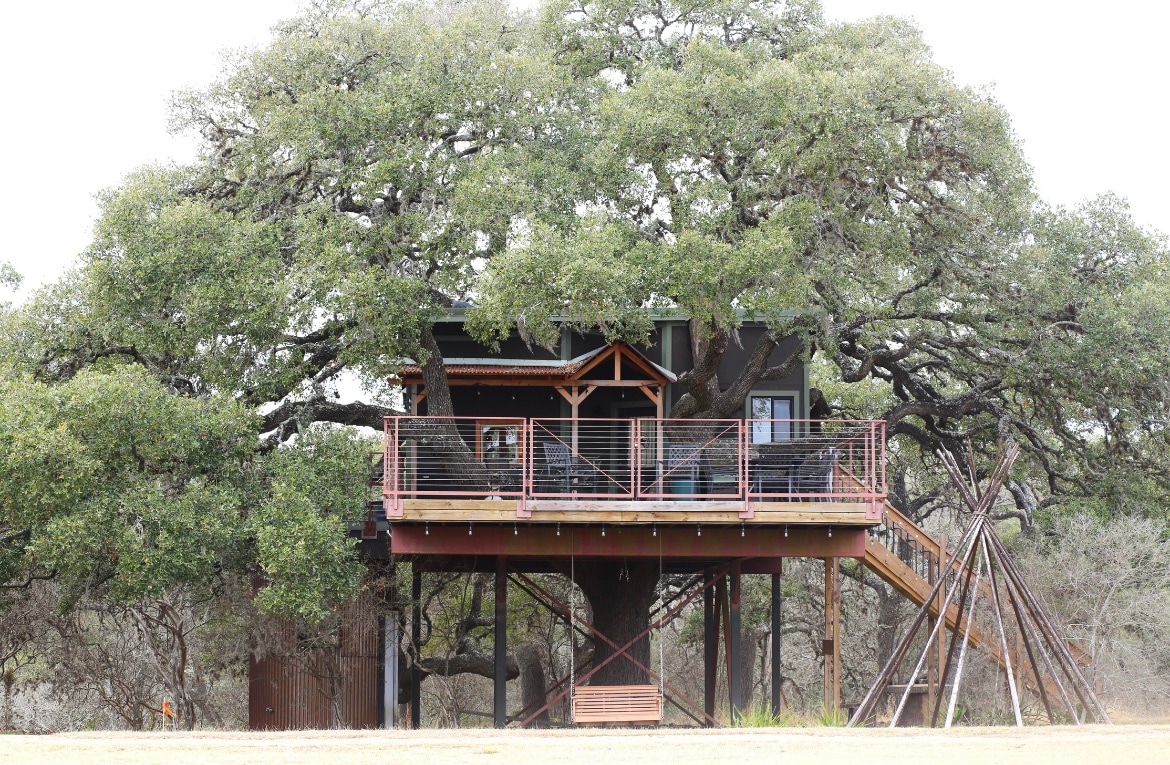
[410,566,421,730]
[494,556,507,728]
[391,524,865,559]
[704,569,716,726]
[729,562,743,720]
[771,568,782,717]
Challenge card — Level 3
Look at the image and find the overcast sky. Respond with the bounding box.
[2,1,1166,301]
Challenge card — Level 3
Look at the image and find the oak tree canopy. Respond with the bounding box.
[1,0,1167,655]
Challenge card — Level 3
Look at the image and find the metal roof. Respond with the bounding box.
[394,344,677,383]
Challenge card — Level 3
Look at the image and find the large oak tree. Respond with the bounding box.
[4,0,1168,694]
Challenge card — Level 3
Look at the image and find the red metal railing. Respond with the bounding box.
[382,417,885,515]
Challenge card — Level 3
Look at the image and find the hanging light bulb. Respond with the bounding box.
[828,528,833,538]
[556,522,561,537]
[425,522,429,536]
[741,523,745,537]
[784,525,788,538]
[697,524,701,537]
[601,524,606,537]
[514,522,518,536]
[468,522,473,535]
[652,524,657,537]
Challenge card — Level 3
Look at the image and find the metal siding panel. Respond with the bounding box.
[342,656,380,728]
[249,610,381,730]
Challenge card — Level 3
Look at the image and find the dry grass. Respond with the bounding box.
[2,725,1169,765]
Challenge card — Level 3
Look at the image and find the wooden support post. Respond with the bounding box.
[771,566,783,717]
[926,546,938,716]
[823,557,840,715]
[935,533,948,720]
[703,570,717,726]
[494,556,508,728]
[411,566,422,730]
[729,562,743,721]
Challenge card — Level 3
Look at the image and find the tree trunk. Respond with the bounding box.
[573,560,659,686]
[516,643,549,727]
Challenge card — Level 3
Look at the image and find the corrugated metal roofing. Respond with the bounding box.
[394,343,677,382]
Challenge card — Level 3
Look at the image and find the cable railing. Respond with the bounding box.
[383,416,885,512]
[868,506,960,595]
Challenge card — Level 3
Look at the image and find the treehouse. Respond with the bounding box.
[379,313,889,728]
[251,314,1098,730]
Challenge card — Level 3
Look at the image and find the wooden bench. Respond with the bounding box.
[572,685,663,726]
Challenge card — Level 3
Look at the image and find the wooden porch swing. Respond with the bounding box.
[568,550,665,727]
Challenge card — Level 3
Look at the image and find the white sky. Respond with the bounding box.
[1,1,1166,302]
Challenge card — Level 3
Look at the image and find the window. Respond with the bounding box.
[477,420,523,463]
[750,395,794,443]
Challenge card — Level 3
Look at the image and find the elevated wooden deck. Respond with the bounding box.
[382,416,887,528]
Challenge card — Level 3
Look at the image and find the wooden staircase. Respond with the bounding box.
[861,499,1092,695]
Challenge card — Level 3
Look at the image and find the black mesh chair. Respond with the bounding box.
[540,441,597,493]
[794,447,836,500]
[750,444,793,497]
[701,440,740,495]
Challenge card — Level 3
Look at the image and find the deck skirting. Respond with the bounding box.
[392,498,879,525]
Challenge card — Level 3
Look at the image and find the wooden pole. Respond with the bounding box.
[936,532,948,716]
[824,557,840,715]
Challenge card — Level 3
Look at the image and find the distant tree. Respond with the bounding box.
[1020,514,1170,713]
[0,366,372,726]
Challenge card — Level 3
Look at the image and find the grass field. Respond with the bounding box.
[2,725,1168,765]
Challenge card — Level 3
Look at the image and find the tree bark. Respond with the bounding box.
[573,560,659,686]
[515,643,550,727]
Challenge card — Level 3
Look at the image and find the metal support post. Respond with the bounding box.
[494,556,508,728]
[729,562,743,721]
[771,566,783,716]
[411,566,422,729]
[703,569,716,726]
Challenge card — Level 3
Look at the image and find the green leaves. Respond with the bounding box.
[249,428,373,621]
[0,366,253,605]
[0,366,377,623]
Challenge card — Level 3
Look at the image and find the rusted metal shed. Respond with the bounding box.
[249,595,383,730]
